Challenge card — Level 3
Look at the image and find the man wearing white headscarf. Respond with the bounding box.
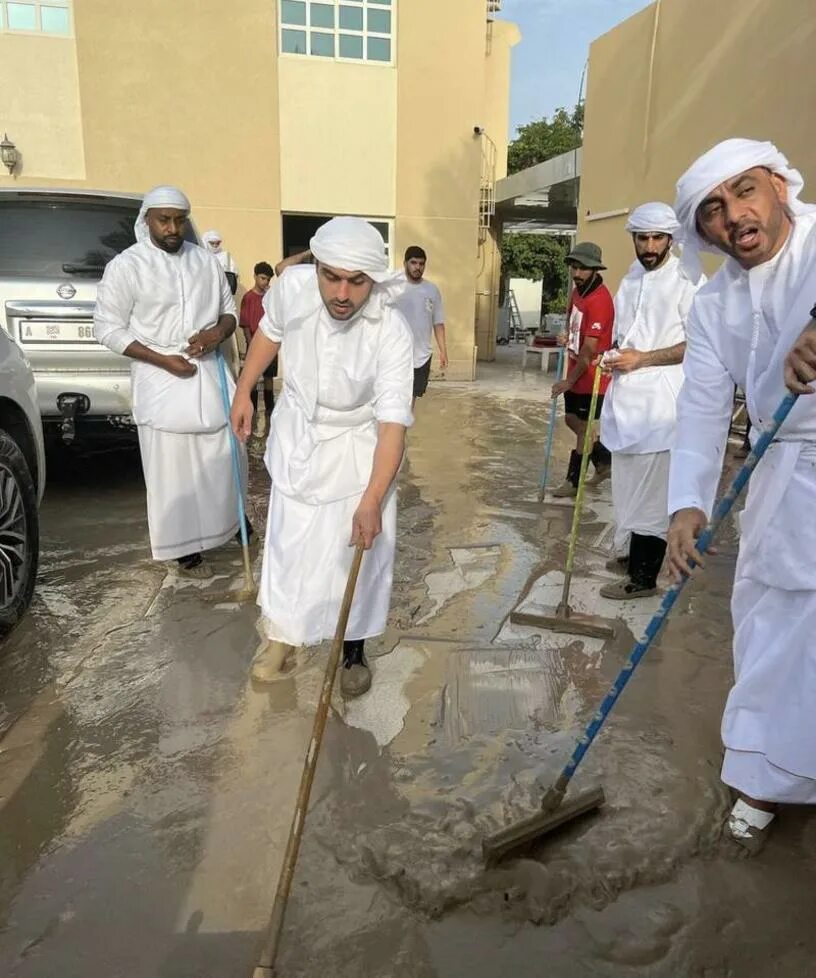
[231,217,413,697]
[666,139,816,852]
[94,186,244,577]
[202,229,239,278]
[599,202,703,599]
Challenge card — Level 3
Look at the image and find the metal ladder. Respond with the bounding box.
[508,290,526,342]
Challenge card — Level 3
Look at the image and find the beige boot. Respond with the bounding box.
[551,479,577,498]
[251,641,295,683]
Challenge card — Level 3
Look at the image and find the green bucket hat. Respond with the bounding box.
[565,241,606,270]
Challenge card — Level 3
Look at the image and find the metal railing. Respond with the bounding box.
[478,132,497,239]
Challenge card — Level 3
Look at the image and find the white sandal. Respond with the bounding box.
[726,798,776,854]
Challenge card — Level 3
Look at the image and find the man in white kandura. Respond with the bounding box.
[599,202,703,600]
[94,186,246,578]
[231,217,414,698]
[666,139,816,852]
[202,229,239,278]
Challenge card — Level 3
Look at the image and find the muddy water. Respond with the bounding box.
[1,349,815,977]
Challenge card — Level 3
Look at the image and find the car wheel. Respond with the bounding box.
[0,430,39,637]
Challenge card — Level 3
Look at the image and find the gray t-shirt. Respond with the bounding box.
[394,275,445,367]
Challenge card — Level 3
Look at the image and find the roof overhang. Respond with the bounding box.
[495,147,581,234]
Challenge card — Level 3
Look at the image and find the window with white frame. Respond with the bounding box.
[279,0,394,65]
[0,0,71,35]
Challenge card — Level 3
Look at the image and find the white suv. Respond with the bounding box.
[0,329,45,635]
[0,188,200,447]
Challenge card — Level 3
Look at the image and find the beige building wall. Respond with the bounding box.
[1,1,517,375]
[395,3,518,379]
[0,0,284,283]
[475,18,519,362]
[579,0,816,289]
[278,58,396,217]
[0,33,85,179]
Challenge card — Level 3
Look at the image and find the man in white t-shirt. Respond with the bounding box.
[394,246,447,406]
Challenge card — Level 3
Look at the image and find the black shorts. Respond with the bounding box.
[563,390,604,421]
[413,358,432,398]
[263,357,278,380]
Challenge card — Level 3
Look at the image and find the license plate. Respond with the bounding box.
[20,321,97,344]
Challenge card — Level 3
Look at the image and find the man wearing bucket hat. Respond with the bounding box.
[551,241,615,497]
[598,202,704,599]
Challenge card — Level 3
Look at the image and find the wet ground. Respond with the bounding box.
[1,346,815,977]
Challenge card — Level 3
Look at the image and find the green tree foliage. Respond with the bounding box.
[507,103,584,175]
[501,234,571,313]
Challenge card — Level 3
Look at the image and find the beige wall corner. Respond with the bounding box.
[395,0,488,382]
[476,17,519,361]
[579,0,816,291]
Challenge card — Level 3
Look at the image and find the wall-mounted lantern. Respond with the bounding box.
[1,134,19,175]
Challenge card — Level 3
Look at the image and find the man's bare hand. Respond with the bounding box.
[186,325,225,359]
[606,348,643,374]
[551,380,572,398]
[350,494,382,550]
[162,354,197,378]
[439,352,449,370]
[230,392,254,443]
[667,507,708,581]
[784,320,816,394]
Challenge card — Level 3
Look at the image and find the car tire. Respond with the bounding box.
[0,430,39,638]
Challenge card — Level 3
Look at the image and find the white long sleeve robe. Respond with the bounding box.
[602,254,702,547]
[257,265,414,646]
[94,240,243,561]
[668,212,816,802]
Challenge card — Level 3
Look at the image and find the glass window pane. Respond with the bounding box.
[310,32,335,57]
[339,5,363,30]
[367,9,391,33]
[367,36,391,61]
[41,6,71,34]
[368,0,391,5]
[281,28,307,53]
[7,3,37,31]
[310,2,334,28]
[281,0,307,26]
[339,33,364,59]
[0,197,142,279]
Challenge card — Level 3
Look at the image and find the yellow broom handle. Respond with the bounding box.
[559,364,602,608]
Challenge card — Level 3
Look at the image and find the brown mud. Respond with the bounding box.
[1,346,815,977]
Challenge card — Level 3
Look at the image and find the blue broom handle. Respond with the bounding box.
[215,349,250,550]
[557,391,799,791]
[539,346,566,492]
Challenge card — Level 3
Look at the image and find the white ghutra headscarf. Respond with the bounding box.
[673,138,816,280]
[625,201,681,235]
[134,186,191,246]
[310,217,392,283]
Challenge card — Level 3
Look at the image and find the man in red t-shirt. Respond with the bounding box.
[239,261,277,431]
[551,242,614,497]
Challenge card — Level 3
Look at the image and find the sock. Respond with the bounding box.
[591,440,612,469]
[343,639,366,667]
